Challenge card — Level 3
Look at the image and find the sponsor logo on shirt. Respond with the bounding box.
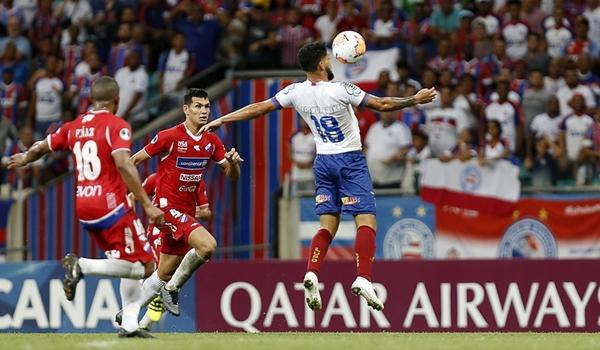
[151,134,158,144]
[179,173,202,182]
[178,140,188,152]
[179,185,198,192]
[176,157,208,170]
[204,143,212,151]
[119,128,131,141]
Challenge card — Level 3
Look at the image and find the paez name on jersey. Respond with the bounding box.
[175,157,209,170]
[75,127,95,138]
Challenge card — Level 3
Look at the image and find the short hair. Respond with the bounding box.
[91,76,119,102]
[184,88,209,105]
[487,119,503,134]
[297,41,328,73]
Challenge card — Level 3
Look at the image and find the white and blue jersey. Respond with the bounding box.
[271,80,376,215]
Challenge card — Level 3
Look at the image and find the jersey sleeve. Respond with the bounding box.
[338,82,369,107]
[142,173,157,195]
[271,83,297,109]
[108,118,132,154]
[144,129,171,157]
[196,180,209,207]
[210,133,227,164]
[46,123,70,151]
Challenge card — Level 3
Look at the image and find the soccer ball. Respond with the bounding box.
[332,31,366,64]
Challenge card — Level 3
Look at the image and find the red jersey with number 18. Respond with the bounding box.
[143,123,226,216]
[46,109,133,222]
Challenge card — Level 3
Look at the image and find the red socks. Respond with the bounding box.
[355,225,376,281]
[306,228,332,274]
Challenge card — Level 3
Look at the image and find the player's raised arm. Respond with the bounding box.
[113,150,164,225]
[7,139,51,169]
[200,99,278,133]
[365,87,437,112]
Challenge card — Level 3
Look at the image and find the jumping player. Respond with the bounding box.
[201,42,436,311]
[121,88,241,328]
[8,76,164,337]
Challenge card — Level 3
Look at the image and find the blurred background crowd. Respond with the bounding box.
[0,0,599,191]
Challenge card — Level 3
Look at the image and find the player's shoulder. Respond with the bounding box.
[278,81,303,96]
[334,81,364,97]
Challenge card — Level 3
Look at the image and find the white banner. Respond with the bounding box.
[329,48,400,84]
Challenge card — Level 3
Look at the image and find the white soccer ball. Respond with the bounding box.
[332,31,366,64]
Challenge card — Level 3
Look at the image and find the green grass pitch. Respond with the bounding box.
[2,333,600,350]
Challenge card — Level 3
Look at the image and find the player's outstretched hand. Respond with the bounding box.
[200,119,223,134]
[7,153,27,169]
[144,204,165,226]
[225,148,244,164]
[414,87,437,105]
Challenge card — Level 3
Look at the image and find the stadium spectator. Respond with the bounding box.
[131,24,150,68]
[545,7,572,58]
[396,61,421,92]
[69,52,103,115]
[556,66,597,116]
[115,51,149,130]
[451,9,474,56]
[336,0,368,36]
[0,67,27,126]
[278,7,312,69]
[370,70,390,97]
[54,0,93,27]
[399,85,426,130]
[158,32,194,110]
[479,120,511,166]
[583,0,600,50]
[61,24,84,87]
[581,109,600,178]
[244,5,279,69]
[520,0,546,34]
[564,16,599,59]
[483,78,524,153]
[524,32,550,74]
[0,118,18,183]
[289,119,316,192]
[427,38,460,74]
[450,128,478,162]
[0,0,25,27]
[28,0,58,45]
[522,69,552,129]
[424,86,468,157]
[472,19,493,59]
[543,5,571,30]
[453,74,480,128]
[502,0,529,60]
[368,0,400,49]
[478,38,512,93]
[528,95,564,156]
[314,1,338,44]
[474,0,500,37]
[365,107,412,189]
[544,58,566,94]
[577,53,600,98]
[559,94,594,184]
[0,15,32,59]
[29,56,64,136]
[429,0,459,39]
[403,129,430,190]
[526,136,559,187]
[108,23,133,76]
[268,0,291,28]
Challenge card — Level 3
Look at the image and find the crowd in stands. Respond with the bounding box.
[1,0,599,191]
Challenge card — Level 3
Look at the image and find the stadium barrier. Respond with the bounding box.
[2,260,600,332]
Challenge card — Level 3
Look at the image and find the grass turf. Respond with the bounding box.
[2,333,600,350]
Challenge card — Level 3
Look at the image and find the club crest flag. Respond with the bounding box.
[419,159,520,214]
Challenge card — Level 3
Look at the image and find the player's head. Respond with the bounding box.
[183,88,211,127]
[297,41,334,81]
[91,76,120,112]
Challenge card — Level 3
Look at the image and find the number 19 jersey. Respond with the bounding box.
[271,80,369,155]
[47,109,133,222]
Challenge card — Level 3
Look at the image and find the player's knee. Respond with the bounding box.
[157,268,173,282]
[196,235,217,259]
[143,261,155,278]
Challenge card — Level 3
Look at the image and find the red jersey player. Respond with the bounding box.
[8,76,163,338]
[124,88,241,322]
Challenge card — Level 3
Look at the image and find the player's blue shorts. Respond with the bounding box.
[313,150,376,216]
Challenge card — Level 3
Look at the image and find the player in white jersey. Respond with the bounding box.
[201,42,435,311]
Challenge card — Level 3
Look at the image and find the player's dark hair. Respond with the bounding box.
[184,88,209,105]
[297,41,327,73]
[91,76,119,102]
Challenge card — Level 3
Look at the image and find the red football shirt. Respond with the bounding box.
[47,109,132,221]
[144,123,225,215]
[142,172,209,206]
